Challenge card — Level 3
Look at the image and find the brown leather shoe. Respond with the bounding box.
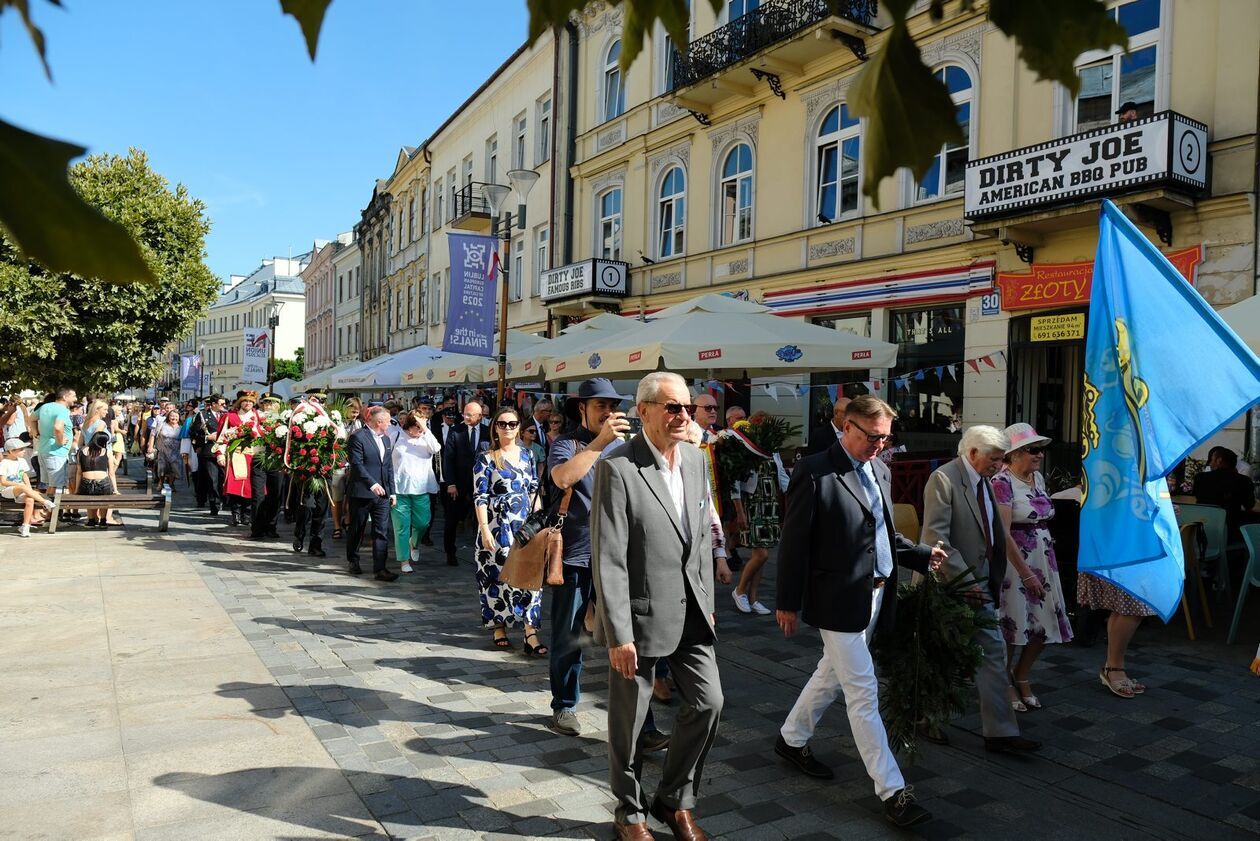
[614,820,655,840]
[649,799,707,841]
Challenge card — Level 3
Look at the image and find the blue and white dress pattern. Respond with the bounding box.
[473,449,541,628]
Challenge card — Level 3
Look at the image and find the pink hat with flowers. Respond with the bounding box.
[1002,422,1051,455]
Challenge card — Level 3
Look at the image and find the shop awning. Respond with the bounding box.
[485,313,632,381]
[402,331,547,385]
[331,345,448,389]
[291,359,367,392]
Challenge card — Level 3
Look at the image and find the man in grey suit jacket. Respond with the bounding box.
[921,425,1041,755]
[592,372,721,841]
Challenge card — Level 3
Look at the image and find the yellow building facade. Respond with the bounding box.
[557,0,1257,466]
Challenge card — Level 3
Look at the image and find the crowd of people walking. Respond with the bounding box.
[3,375,1253,840]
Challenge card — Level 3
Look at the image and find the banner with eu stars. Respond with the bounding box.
[443,233,498,358]
[1078,200,1260,621]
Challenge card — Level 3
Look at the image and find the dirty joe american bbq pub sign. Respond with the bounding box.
[964,111,1208,219]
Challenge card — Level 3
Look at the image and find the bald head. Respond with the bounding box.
[831,397,851,423]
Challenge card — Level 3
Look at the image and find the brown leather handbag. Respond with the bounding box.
[501,488,571,591]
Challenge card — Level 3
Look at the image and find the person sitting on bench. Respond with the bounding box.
[1,437,54,537]
[76,431,119,529]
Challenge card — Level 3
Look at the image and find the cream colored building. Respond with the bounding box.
[557,0,1256,469]
[333,239,362,365]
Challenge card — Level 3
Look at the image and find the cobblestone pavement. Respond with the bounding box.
[166,485,1260,841]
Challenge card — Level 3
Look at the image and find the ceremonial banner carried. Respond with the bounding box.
[179,354,202,391]
[242,328,270,383]
[443,233,498,358]
[1078,201,1260,620]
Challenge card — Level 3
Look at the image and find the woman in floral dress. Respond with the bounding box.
[992,423,1074,712]
[473,406,546,656]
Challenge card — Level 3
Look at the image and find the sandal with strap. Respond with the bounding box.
[523,631,549,658]
[1100,666,1136,698]
[1007,683,1028,713]
[1013,679,1042,710]
[492,627,512,649]
[331,528,343,540]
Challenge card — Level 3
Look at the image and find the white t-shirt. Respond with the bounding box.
[1,457,31,485]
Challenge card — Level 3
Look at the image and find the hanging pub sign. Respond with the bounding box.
[965,111,1209,219]
[996,245,1202,311]
[540,259,630,303]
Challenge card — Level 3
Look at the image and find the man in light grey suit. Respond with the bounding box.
[593,372,721,841]
[921,425,1041,755]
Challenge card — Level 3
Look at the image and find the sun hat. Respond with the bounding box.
[1003,422,1051,455]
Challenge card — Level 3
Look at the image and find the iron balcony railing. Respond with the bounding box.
[450,181,492,223]
[670,0,877,91]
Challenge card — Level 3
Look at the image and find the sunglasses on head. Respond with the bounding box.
[495,420,520,429]
[646,401,696,417]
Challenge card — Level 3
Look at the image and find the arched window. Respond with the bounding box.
[816,104,861,223]
[719,144,753,245]
[598,188,623,260]
[917,66,972,201]
[657,166,686,259]
[603,41,625,122]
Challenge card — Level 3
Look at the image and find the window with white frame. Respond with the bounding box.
[816,104,861,222]
[431,271,443,324]
[513,114,527,170]
[408,197,416,242]
[420,278,428,329]
[726,0,759,22]
[537,98,552,164]
[657,166,686,259]
[1075,0,1160,130]
[511,237,525,302]
[598,188,623,261]
[461,158,472,187]
[916,66,972,202]
[394,289,402,330]
[659,7,692,94]
[603,40,625,122]
[420,187,428,233]
[407,283,414,326]
[485,136,498,183]
[435,182,445,228]
[534,225,549,296]
[719,143,753,245]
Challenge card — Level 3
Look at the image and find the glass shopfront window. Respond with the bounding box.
[807,313,872,431]
[888,305,965,455]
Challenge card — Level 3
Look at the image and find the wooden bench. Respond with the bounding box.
[47,486,172,534]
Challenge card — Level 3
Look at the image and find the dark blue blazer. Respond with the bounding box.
[347,427,395,499]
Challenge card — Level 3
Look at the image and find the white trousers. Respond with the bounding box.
[779,585,904,800]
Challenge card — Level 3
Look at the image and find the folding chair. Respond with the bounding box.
[1227,523,1260,645]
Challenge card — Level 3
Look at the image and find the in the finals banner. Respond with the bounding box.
[443,233,498,358]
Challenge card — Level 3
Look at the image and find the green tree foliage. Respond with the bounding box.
[0,149,218,392]
[273,348,304,382]
[0,0,1127,278]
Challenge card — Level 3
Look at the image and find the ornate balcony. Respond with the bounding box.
[670,0,878,114]
[450,181,493,233]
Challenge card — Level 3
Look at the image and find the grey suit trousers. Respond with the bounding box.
[974,604,1019,738]
[607,637,722,824]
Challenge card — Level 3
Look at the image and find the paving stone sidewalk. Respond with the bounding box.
[161,479,1260,841]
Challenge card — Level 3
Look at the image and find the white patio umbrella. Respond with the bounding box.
[402,331,548,386]
[295,358,376,392]
[1219,294,1260,354]
[544,293,897,380]
[486,313,634,381]
[333,345,447,389]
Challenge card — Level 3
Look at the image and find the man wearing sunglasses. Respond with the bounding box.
[774,395,946,828]
[592,372,721,841]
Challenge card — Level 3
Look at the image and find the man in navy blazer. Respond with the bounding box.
[346,406,398,581]
[439,401,490,566]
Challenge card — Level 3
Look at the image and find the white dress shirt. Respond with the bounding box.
[392,427,441,495]
[372,429,387,462]
[643,433,690,536]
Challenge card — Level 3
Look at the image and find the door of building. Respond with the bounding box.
[1007,309,1087,484]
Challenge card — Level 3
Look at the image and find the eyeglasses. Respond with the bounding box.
[846,418,894,443]
[694,403,717,412]
[1024,446,1046,455]
[645,401,697,417]
[495,420,520,429]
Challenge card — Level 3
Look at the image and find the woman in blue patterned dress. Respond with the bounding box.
[473,406,546,656]
[992,423,1074,712]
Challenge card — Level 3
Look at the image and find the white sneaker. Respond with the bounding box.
[18,524,30,538]
[41,499,54,511]
[410,548,420,563]
[731,590,752,614]
[401,561,414,573]
[751,601,772,615]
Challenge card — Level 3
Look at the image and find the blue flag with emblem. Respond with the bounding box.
[1079,201,1260,621]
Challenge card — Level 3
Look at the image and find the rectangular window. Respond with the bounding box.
[420,279,428,329]
[407,283,414,326]
[1074,0,1160,130]
[534,225,549,296]
[420,187,429,234]
[513,114,527,170]
[888,305,965,450]
[485,136,498,183]
[408,197,416,241]
[461,158,472,187]
[511,237,524,302]
[599,189,623,261]
[537,98,552,164]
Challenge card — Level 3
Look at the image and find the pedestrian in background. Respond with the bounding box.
[391,410,441,573]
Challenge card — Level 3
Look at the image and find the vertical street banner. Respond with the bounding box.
[242,328,270,383]
[443,232,498,358]
[179,354,202,392]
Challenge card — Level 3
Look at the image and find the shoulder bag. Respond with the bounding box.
[501,487,572,591]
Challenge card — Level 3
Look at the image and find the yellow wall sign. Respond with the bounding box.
[1030,313,1086,342]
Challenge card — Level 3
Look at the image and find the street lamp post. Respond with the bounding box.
[267,302,284,395]
[481,169,540,405]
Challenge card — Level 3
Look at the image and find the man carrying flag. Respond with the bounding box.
[1078,200,1260,693]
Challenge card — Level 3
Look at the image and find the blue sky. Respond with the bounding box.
[1,0,531,280]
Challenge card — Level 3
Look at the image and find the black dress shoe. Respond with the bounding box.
[209,505,219,516]
[230,511,241,526]
[307,546,327,558]
[374,570,399,582]
[292,540,303,553]
[446,554,458,566]
[884,788,932,828]
[639,727,671,753]
[774,735,834,779]
[916,723,951,746]
[984,735,1041,754]
[348,564,363,576]
[266,529,280,538]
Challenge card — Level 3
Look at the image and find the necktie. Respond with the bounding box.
[976,477,993,558]
[470,426,478,451]
[856,463,893,578]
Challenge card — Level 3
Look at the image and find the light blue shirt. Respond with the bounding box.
[847,451,893,578]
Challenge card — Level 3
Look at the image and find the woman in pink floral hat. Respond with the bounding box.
[992,423,1074,712]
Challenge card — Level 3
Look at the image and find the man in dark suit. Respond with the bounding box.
[1194,446,1258,538]
[805,396,850,456]
[346,406,398,581]
[775,395,942,829]
[440,400,490,566]
[190,394,226,513]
